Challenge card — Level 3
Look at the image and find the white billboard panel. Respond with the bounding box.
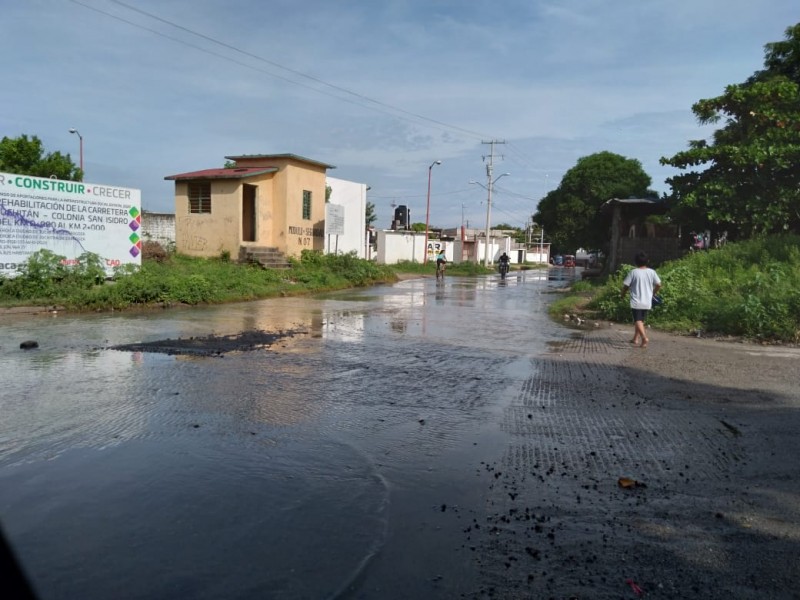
[0,172,142,277]
[325,203,345,236]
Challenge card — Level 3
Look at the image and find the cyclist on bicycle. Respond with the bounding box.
[435,248,447,279]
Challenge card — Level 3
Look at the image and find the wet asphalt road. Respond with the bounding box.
[2,269,799,599]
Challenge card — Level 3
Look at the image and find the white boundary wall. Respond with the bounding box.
[376,230,455,264]
[377,230,426,264]
[475,237,512,264]
[325,177,367,258]
[0,172,142,277]
[141,211,175,248]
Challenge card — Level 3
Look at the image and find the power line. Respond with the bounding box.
[68,0,564,213]
[70,0,491,141]
[492,184,538,202]
[369,186,474,200]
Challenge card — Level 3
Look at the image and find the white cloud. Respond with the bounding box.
[1,0,796,228]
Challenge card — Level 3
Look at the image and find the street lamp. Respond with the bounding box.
[423,160,441,265]
[69,128,83,176]
[470,172,509,266]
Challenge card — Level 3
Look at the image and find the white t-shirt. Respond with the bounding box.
[623,267,661,310]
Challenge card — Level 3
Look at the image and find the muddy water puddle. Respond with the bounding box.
[0,271,575,599]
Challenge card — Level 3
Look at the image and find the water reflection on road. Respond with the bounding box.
[0,269,575,599]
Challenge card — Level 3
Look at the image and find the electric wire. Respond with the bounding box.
[68,0,557,228]
[70,0,492,141]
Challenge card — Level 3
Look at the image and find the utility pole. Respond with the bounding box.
[541,226,545,263]
[482,139,505,267]
[423,160,441,264]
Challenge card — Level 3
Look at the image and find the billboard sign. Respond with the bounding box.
[325,203,345,236]
[0,172,142,277]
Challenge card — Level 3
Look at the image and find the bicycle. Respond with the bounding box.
[436,260,446,280]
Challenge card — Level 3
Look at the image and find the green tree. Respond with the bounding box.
[532,151,653,253]
[365,201,376,227]
[661,23,800,238]
[0,134,82,180]
[410,222,427,232]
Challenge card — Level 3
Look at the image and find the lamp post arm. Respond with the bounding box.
[69,128,84,177]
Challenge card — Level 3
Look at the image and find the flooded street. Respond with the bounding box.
[4,269,800,599]
[1,271,572,599]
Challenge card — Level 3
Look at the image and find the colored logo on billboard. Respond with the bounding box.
[128,207,142,256]
[129,206,141,232]
[129,231,141,257]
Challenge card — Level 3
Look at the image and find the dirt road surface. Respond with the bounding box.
[455,326,800,599]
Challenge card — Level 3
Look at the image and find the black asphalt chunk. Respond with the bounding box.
[110,329,303,356]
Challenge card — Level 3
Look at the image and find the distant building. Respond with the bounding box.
[325,177,369,259]
[440,227,513,264]
[600,197,680,272]
[165,154,334,261]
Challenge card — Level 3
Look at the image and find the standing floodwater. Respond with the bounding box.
[0,271,570,599]
[4,269,799,600]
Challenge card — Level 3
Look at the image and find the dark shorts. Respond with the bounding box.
[631,308,649,322]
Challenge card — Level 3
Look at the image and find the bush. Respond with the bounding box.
[590,235,800,341]
[295,250,394,287]
[0,249,107,300]
[142,241,168,262]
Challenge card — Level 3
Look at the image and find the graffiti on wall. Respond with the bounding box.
[426,240,446,261]
[288,225,323,248]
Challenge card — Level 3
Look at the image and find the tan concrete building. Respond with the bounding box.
[165,154,334,261]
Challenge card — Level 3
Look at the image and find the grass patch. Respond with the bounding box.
[0,250,496,313]
[547,278,603,321]
[588,235,800,342]
[0,250,398,312]
[8,239,797,343]
[548,294,591,319]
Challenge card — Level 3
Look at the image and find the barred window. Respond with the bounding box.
[188,182,211,214]
[302,190,312,220]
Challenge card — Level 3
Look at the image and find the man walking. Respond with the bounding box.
[621,251,662,348]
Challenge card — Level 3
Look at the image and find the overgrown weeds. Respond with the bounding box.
[589,235,800,342]
[546,278,603,321]
[0,249,397,311]
[7,240,798,342]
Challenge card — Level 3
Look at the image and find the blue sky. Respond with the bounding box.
[2,0,797,231]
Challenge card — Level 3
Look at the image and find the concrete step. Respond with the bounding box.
[239,247,292,269]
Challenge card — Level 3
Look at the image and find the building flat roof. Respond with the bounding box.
[224,153,336,170]
[164,167,278,181]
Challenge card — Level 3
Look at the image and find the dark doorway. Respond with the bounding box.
[243,184,257,242]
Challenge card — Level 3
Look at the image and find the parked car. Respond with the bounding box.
[563,255,576,268]
[553,254,564,266]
